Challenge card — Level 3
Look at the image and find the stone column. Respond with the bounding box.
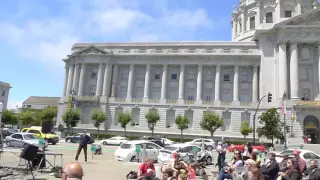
[127,64,134,98]
[102,63,112,96]
[297,1,302,15]
[78,63,86,96]
[256,2,261,28]
[144,64,151,98]
[66,65,74,95]
[241,13,245,34]
[63,65,69,96]
[232,20,236,40]
[95,63,104,96]
[290,44,299,99]
[252,66,258,102]
[279,44,288,98]
[233,65,239,101]
[72,64,80,93]
[215,65,221,101]
[161,64,168,99]
[178,65,185,99]
[318,44,320,98]
[111,65,118,97]
[196,65,203,100]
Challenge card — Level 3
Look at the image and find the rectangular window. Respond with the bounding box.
[285,11,292,18]
[266,12,273,23]
[154,73,161,80]
[299,68,309,80]
[91,72,97,78]
[223,74,230,81]
[250,16,255,29]
[188,96,194,100]
[171,73,177,80]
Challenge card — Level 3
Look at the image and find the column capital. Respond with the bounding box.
[216,64,221,68]
[163,64,168,69]
[198,64,203,69]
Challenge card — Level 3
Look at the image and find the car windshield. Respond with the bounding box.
[280,150,294,155]
[120,143,132,149]
[24,134,36,140]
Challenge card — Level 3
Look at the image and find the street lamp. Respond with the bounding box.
[0,102,3,148]
[282,91,287,150]
[69,89,76,133]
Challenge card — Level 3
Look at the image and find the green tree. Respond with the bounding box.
[91,109,107,139]
[175,115,190,142]
[18,110,35,126]
[200,112,224,139]
[1,110,18,125]
[62,108,80,134]
[145,110,160,136]
[118,112,132,137]
[39,106,58,122]
[257,108,284,144]
[240,121,253,142]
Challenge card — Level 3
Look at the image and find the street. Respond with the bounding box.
[0,142,241,179]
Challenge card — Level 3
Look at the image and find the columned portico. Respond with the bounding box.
[233,65,239,101]
[290,44,299,99]
[66,65,74,95]
[144,64,151,98]
[178,65,185,100]
[161,64,167,100]
[127,64,134,98]
[279,44,288,98]
[196,64,203,100]
[63,65,69,96]
[96,63,104,96]
[215,65,221,101]
[78,63,86,96]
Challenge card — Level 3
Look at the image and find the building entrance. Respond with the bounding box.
[303,115,319,144]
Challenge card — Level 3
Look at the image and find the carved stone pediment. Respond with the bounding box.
[71,45,112,57]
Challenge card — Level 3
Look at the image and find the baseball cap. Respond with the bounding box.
[293,149,301,155]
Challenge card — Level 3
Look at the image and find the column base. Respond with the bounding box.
[126,98,132,103]
[100,96,109,103]
[142,98,149,103]
[160,99,166,104]
[232,100,240,106]
[196,99,202,105]
[214,100,221,106]
[177,98,184,104]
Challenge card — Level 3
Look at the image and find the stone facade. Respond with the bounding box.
[0,81,11,110]
[57,0,320,142]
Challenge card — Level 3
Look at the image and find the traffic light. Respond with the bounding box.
[268,92,272,103]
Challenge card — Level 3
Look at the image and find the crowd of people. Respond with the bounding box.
[217,146,320,180]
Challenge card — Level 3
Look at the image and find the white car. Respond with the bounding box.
[185,138,216,151]
[5,133,48,148]
[100,136,129,146]
[114,140,162,162]
[275,149,320,167]
[158,143,213,165]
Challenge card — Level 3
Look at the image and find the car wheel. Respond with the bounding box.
[103,141,107,145]
[52,142,57,145]
[206,157,212,165]
[206,145,213,151]
[67,139,72,143]
[130,156,137,162]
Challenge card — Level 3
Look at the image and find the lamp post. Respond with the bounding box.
[253,95,266,144]
[282,91,287,150]
[69,89,75,134]
[0,102,3,148]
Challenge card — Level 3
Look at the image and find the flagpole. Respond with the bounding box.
[282,91,287,150]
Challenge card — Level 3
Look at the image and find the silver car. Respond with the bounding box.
[5,132,48,148]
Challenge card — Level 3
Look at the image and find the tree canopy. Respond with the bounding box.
[18,110,35,126]
[62,108,80,134]
[240,121,253,141]
[145,110,160,136]
[39,106,58,122]
[1,109,18,125]
[118,112,132,137]
[200,112,223,139]
[175,115,190,142]
[91,109,107,139]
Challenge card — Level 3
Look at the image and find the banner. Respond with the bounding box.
[281,101,287,114]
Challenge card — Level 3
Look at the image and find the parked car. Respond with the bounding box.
[158,143,213,165]
[21,126,59,145]
[228,144,265,153]
[65,133,95,144]
[5,132,48,148]
[275,149,320,167]
[161,138,175,146]
[99,136,129,145]
[185,138,216,151]
[114,140,162,162]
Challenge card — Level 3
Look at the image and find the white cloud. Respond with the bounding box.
[0,0,214,68]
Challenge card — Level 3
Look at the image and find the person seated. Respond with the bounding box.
[303,159,318,180]
[218,150,244,180]
[139,159,155,177]
[177,169,188,180]
[278,158,301,180]
[245,159,263,180]
[309,168,320,180]
[62,161,84,180]
[250,149,261,168]
[168,153,187,177]
[279,154,290,172]
[260,152,279,180]
[163,168,174,180]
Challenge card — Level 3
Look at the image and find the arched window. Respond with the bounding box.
[1,90,5,97]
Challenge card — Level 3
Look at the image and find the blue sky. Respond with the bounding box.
[0,0,239,109]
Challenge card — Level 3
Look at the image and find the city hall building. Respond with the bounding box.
[57,0,320,142]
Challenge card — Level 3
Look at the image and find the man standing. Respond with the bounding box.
[75,130,91,162]
[293,149,306,174]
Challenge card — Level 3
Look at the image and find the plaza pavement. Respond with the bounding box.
[0,142,264,179]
